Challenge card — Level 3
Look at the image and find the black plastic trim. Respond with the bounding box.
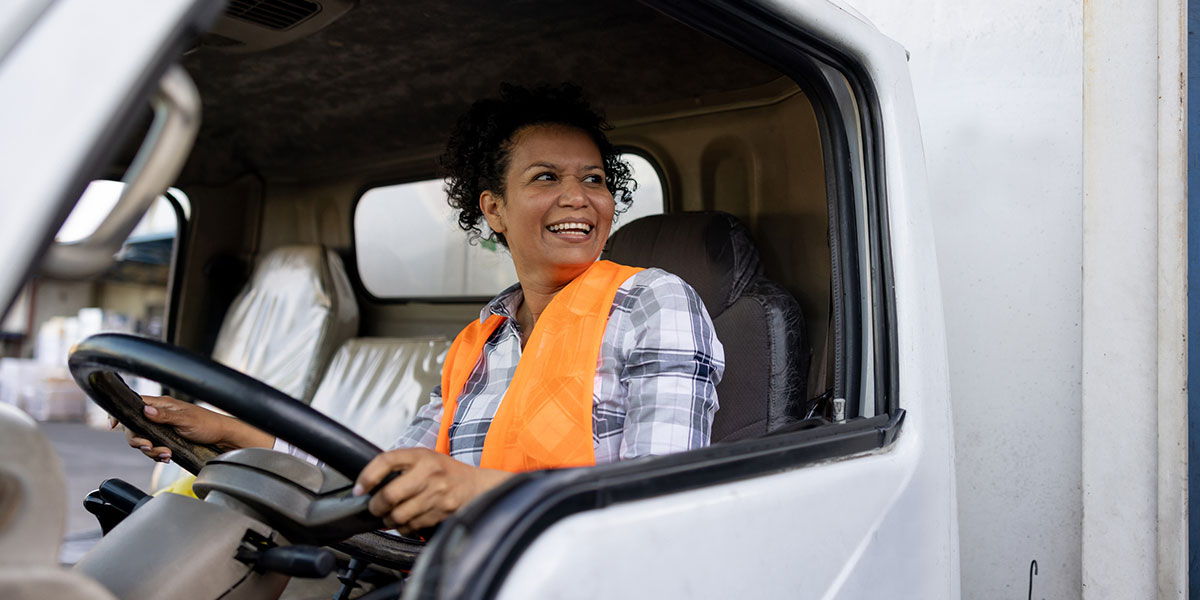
[641,0,870,412]
[162,188,190,345]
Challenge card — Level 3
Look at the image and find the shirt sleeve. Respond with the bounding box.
[389,384,444,450]
[618,271,724,459]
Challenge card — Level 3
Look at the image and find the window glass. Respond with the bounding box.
[56,180,188,243]
[612,153,664,233]
[355,152,665,299]
[2,180,183,436]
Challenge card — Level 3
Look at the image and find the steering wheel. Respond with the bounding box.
[68,333,425,565]
[69,333,380,477]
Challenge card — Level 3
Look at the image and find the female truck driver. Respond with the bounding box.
[122,84,724,535]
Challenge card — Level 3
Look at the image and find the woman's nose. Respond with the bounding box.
[557,177,588,207]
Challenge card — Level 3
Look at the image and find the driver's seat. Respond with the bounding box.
[604,212,810,442]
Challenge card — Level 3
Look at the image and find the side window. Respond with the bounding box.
[612,153,665,233]
[354,152,665,299]
[0,180,186,422]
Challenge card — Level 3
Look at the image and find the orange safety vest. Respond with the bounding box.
[435,260,644,472]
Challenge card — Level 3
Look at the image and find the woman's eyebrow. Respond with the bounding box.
[522,162,605,172]
[523,161,559,172]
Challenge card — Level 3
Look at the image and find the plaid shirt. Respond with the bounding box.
[392,268,724,466]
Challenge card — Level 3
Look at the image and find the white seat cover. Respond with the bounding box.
[211,245,358,403]
[308,337,450,448]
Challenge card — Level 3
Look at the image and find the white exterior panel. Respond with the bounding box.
[844,0,1188,597]
[497,1,960,597]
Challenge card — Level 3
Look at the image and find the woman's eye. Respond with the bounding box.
[583,174,605,184]
[533,172,556,182]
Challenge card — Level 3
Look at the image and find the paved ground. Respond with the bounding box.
[43,420,155,562]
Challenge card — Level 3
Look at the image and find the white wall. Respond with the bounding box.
[839,1,1084,597]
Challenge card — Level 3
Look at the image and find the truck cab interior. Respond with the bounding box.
[4,0,907,597]
[151,0,851,441]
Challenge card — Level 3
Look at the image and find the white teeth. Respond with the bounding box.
[548,222,592,233]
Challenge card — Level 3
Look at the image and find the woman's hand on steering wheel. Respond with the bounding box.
[112,395,273,463]
[353,448,514,535]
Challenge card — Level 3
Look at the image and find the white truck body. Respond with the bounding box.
[843,0,1190,597]
[0,0,1191,598]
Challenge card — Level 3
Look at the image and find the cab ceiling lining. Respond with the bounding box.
[175,0,782,185]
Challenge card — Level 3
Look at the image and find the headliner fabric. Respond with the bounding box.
[604,212,809,441]
[210,245,359,403]
[173,0,783,184]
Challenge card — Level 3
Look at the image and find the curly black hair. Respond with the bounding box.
[438,83,635,247]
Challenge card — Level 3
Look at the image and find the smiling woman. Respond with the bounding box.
[351,83,726,532]
[113,84,725,536]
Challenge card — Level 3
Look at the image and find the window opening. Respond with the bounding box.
[354,152,666,299]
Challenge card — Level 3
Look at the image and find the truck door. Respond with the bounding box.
[0,0,220,317]
[403,1,959,598]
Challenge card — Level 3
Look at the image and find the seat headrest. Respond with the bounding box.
[603,212,762,316]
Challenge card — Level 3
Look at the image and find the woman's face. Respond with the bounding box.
[480,124,614,286]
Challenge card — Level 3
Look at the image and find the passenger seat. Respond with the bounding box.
[210,245,358,403]
[307,337,450,448]
[153,245,358,490]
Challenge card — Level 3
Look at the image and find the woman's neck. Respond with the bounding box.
[516,283,559,348]
[512,261,594,347]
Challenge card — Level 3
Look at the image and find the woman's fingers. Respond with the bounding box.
[138,395,230,446]
[373,472,431,523]
[353,448,511,533]
[140,395,187,424]
[112,395,193,464]
[354,448,422,496]
[124,431,171,462]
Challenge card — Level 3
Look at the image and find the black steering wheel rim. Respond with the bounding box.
[68,333,382,479]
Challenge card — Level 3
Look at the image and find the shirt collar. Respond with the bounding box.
[480,282,523,323]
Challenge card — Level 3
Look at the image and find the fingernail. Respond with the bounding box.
[352,484,364,497]
[140,446,151,452]
[144,406,159,417]
[158,453,170,460]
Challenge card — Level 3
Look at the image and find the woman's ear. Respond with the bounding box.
[480,190,505,234]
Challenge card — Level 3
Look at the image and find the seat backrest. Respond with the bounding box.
[604,212,810,442]
[0,404,118,599]
[211,245,358,403]
[308,337,451,448]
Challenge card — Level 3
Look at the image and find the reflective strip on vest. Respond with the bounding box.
[435,260,644,472]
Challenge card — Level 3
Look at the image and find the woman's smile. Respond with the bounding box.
[480,123,615,287]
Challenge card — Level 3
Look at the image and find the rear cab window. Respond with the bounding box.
[353,152,666,300]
